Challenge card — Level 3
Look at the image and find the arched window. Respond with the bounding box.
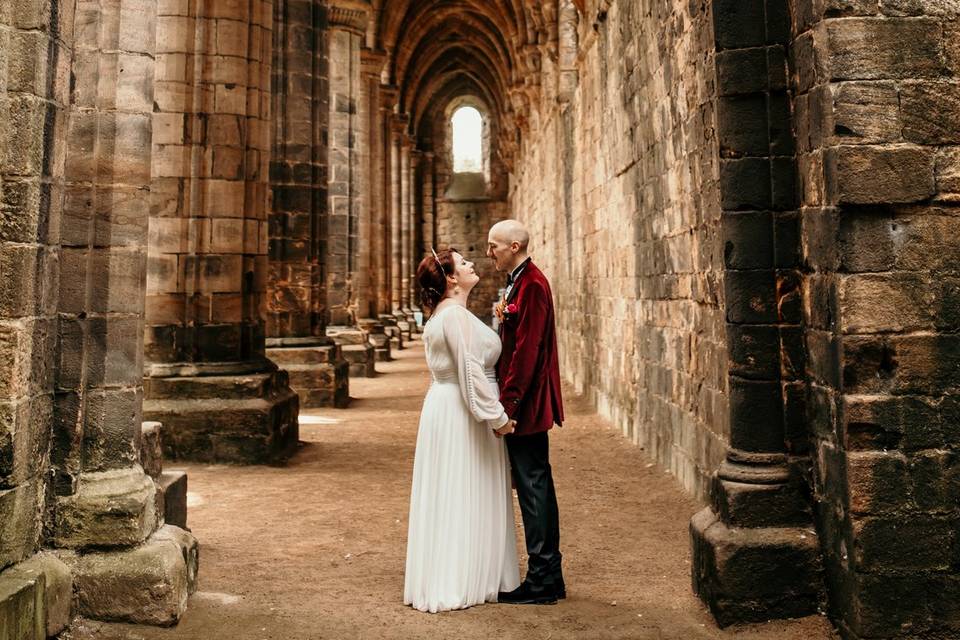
[451,106,483,173]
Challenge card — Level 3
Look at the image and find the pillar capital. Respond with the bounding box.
[360,48,388,76]
[391,113,410,137]
[379,84,399,111]
[327,1,371,34]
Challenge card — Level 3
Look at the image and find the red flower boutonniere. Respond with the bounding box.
[494,301,519,322]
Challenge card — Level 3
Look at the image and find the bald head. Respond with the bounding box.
[489,219,530,250]
[486,219,530,272]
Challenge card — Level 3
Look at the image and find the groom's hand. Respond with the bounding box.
[493,419,517,438]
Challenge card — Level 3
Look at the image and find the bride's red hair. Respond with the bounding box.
[416,248,458,311]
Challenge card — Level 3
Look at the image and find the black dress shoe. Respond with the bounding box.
[498,581,559,605]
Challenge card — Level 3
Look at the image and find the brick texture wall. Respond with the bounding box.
[792,1,960,636]
[513,0,728,498]
[0,0,68,570]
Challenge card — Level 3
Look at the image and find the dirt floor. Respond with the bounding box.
[65,338,838,640]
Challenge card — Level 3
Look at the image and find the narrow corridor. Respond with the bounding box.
[65,341,833,640]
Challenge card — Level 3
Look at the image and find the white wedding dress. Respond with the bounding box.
[404,304,521,613]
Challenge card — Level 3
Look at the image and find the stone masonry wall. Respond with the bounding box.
[512,0,727,498]
[791,2,960,637]
[430,104,510,322]
[0,0,68,571]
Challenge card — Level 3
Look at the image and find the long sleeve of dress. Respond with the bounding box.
[442,306,510,430]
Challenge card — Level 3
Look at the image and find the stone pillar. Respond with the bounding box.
[407,148,423,332]
[145,0,299,463]
[51,0,197,626]
[265,0,349,408]
[0,0,64,589]
[399,137,412,314]
[325,6,375,376]
[359,50,391,361]
[787,2,960,637]
[690,0,821,625]
[325,8,363,326]
[421,151,436,262]
[388,116,404,313]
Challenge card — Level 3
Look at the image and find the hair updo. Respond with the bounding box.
[416,248,459,311]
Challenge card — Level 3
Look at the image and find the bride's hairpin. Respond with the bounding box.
[431,247,443,270]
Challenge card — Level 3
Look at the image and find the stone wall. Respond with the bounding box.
[0,0,68,573]
[430,100,510,322]
[512,0,728,498]
[791,1,960,637]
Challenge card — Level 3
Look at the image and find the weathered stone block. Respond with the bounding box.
[831,81,901,144]
[901,82,960,145]
[0,572,43,640]
[825,17,944,80]
[53,467,156,550]
[846,450,911,514]
[5,552,72,637]
[691,508,822,626]
[829,145,935,204]
[728,377,783,452]
[139,422,163,479]
[143,368,300,463]
[852,514,955,571]
[0,481,42,571]
[159,471,187,529]
[341,344,376,377]
[63,524,198,626]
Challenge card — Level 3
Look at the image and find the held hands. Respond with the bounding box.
[493,419,517,438]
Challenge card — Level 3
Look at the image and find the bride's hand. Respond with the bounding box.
[493,419,516,438]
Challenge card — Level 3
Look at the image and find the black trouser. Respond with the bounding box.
[505,430,563,587]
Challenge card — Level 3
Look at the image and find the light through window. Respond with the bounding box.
[451,106,482,173]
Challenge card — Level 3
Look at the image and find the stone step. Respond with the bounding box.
[140,422,163,480]
[159,472,187,530]
[143,386,299,464]
[2,553,72,638]
[267,343,341,365]
[145,370,282,401]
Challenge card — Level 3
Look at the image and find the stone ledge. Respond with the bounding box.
[61,525,199,627]
[690,507,823,626]
[53,467,157,550]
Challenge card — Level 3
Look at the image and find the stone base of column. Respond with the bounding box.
[139,422,188,530]
[690,456,823,626]
[359,319,392,361]
[393,311,412,341]
[402,308,422,334]
[143,361,300,463]
[328,326,377,378]
[53,467,157,550]
[60,524,199,626]
[266,338,350,409]
[379,314,405,351]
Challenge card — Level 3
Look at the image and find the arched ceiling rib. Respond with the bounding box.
[371,0,569,151]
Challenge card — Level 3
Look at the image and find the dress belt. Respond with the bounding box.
[431,368,497,384]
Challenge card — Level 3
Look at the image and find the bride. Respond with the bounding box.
[403,247,521,613]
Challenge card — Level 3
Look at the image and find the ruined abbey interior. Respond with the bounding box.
[1,0,959,638]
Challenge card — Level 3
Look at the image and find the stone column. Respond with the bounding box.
[359,49,391,361]
[52,0,197,625]
[0,5,72,634]
[399,137,412,314]
[421,151,436,261]
[325,6,375,377]
[407,148,423,332]
[690,0,821,625]
[145,0,299,463]
[378,88,404,351]
[264,0,349,407]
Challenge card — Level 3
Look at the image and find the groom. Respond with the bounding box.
[487,220,565,605]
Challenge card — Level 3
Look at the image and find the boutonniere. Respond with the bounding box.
[496,300,518,322]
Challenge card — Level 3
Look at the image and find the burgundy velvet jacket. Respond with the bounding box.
[496,261,564,436]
